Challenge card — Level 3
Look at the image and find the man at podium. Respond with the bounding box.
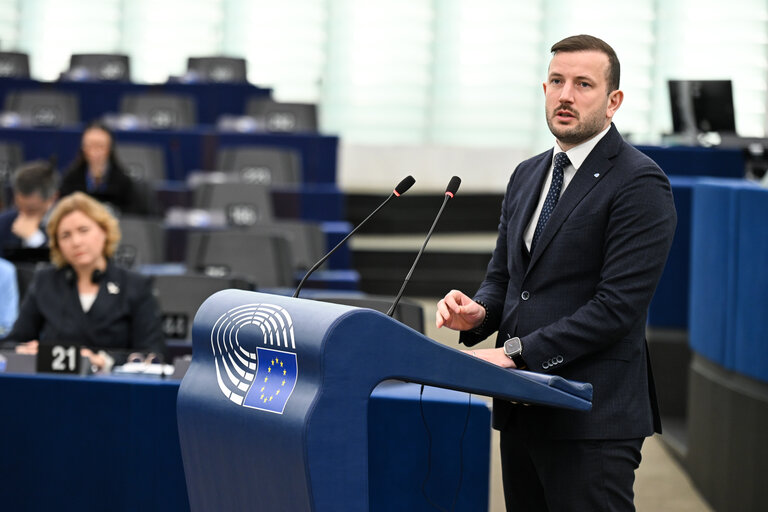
[436,35,676,511]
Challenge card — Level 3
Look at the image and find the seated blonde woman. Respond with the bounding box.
[7,192,164,371]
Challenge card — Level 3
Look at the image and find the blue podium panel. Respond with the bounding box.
[368,382,490,512]
[689,180,744,367]
[636,145,745,178]
[178,290,592,512]
[648,176,697,329]
[733,187,768,382]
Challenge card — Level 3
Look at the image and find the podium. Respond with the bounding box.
[177,290,592,511]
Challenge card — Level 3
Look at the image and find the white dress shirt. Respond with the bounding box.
[523,125,612,251]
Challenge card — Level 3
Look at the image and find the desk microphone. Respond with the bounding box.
[293,175,416,298]
[386,176,461,317]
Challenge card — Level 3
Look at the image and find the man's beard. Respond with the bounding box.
[546,105,606,146]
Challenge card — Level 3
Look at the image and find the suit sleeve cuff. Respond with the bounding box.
[458,299,493,346]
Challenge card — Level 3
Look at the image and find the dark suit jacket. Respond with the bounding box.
[0,208,48,257]
[60,163,155,216]
[7,260,164,358]
[461,124,677,440]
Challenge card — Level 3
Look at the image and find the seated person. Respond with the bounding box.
[0,257,18,337]
[6,192,164,371]
[60,121,156,216]
[0,160,58,258]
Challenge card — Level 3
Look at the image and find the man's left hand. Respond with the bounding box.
[463,347,516,368]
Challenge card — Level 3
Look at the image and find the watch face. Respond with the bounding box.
[504,337,521,356]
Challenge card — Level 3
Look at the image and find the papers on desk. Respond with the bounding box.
[114,362,175,376]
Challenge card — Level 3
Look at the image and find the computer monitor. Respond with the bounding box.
[668,80,736,134]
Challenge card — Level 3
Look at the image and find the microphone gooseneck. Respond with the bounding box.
[386,176,461,317]
[292,175,416,298]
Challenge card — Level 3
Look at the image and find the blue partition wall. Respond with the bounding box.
[647,176,696,329]
[640,144,746,330]
[732,187,768,381]
[688,180,744,368]
[685,179,768,512]
[689,179,767,378]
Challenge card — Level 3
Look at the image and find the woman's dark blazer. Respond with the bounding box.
[7,260,164,356]
[59,163,154,216]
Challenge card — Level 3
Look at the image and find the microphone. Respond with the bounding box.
[293,175,416,298]
[386,176,461,317]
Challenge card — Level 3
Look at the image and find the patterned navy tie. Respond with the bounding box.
[531,152,570,252]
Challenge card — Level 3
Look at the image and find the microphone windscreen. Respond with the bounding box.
[445,176,461,196]
[394,175,416,196]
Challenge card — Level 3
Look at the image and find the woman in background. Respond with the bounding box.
[8,192,164,370]
[60,121,155,216]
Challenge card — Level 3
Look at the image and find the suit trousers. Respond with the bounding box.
[500,428,643,511]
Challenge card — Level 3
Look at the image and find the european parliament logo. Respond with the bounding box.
[210,303,298,414]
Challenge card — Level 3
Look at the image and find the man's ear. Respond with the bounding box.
[606,89,624,120]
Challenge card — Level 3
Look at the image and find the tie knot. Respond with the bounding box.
[554,152,570,170]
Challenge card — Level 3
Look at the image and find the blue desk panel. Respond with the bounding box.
[0,373,188,512]
[0,78,272,125]
[0,126,338,185]
[0,374,491,512]
[637,145,745,179]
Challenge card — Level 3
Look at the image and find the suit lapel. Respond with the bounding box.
[526,126,622,272]
[86,266,120,319]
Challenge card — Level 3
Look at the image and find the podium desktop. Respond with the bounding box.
[177,290,592,511]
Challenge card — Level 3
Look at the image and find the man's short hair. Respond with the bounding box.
[550,34,620,93]
[11,160,59,200]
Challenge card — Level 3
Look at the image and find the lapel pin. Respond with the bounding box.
[107,282,120,295]
[593,173,600,178]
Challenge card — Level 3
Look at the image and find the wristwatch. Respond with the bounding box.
[503,336,527,369]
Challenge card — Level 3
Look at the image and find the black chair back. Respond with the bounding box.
[115,142,167,183]
[215,146,302,186]
[186,230,294,288]
[68,53,131,81]
[119,93,197,129]
[187,56,247,83]
[0,52,30,78]
[245,98,317,133]
[4,90,80,127]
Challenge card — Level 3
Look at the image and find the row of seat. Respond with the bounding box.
[0,140,303,189]
[118,216,326,279]
[0,52,249,84]
[0,90,318,132]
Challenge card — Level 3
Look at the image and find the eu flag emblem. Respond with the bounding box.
[243,348,298,414]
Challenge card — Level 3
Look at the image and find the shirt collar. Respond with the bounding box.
[553,124,612,170]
